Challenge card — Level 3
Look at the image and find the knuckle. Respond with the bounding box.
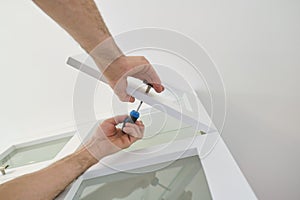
[140,56,148,63]
[117,94,129,102]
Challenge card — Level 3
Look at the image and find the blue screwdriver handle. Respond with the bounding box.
[122,110,140,133]
[122,81,152,133]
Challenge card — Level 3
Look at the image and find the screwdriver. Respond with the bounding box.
[136,82,152,112]
[122,82,152,133]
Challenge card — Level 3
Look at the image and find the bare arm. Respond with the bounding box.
[33,0,164,102]
[0,116,144,200]
[33,0,110,52]
[0,148,97,200]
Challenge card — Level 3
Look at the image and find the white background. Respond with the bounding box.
[0,0,299,199]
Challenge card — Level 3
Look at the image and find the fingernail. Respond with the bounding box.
[130,96,135,102]
[157,85,164,92]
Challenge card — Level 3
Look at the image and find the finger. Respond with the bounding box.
[115,131,139,149]
[129,120,145,129]
[104,115,128,125]
[144,67,164,93]
[113,78,135,102]
[119,95,135,102]
[135,120,144,126]
[126,120,145,130]
[151,83,165,93]
[129,64,164,93]
[124,123,144,139]
[128,96,135,102]
[122,127,140,138]
[124,124,142,138]
[115,89,135,102]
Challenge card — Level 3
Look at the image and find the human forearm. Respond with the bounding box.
[33,0,111,52]
[0,147,98,200]
[0,117,144,200]
[33,0,164,103]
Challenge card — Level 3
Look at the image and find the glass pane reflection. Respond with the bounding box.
[75,156,211,200]
[0,136,72,168]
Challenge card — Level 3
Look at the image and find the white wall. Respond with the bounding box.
[0,1,83,148]
[0,0,299,199]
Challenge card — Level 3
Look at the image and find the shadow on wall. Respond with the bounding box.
[220,92,300,200]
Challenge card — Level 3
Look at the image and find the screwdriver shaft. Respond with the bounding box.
[136,101,143,111]
[136,84,152,112]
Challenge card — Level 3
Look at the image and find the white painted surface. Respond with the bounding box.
[0,1,83,154]
[67,56,214,133]
[0,0,299,199]
[200,134,256,200]
[59,135,256,200]
[0,111,256,199]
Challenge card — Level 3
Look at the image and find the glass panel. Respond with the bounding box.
[0,136,72,168]
[75,156,212,200]
[125,108,203,151]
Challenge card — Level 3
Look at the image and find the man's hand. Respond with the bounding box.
[106,56,164,102]
[0,115,144,200]
[84,115,145,160]
[33,0,164,103]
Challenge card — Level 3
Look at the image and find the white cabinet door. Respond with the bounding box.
[58,134,256,200]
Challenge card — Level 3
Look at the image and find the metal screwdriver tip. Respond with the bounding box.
[136,81,152,112]
[136,101,143,112]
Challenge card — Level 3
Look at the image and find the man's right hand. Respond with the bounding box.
[103,55,164,102]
